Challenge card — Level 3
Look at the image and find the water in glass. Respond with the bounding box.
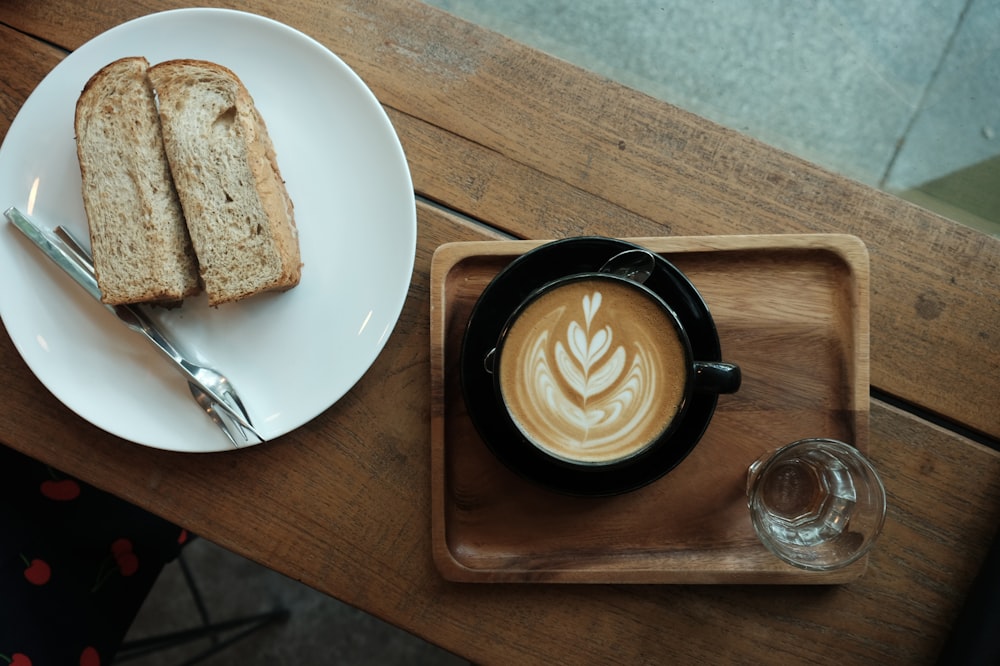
[755,448,857,547]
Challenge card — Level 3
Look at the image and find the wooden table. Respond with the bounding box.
[2,1,998,663]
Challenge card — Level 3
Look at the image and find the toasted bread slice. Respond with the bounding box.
[148,59,301,306]
[75,56,200,305]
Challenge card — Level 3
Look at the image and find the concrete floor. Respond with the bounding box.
[122,538,465,665]
[122,2,1000,663]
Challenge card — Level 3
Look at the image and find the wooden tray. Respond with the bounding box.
[430,235,870,584]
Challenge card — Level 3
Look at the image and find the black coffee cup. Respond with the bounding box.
[461,237,741,496]
[488,271,738,466]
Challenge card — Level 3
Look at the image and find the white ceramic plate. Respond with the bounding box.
[0,9,416,452]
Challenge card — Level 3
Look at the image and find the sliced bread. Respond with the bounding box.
[148,59,301,306]
[75,56,200,305]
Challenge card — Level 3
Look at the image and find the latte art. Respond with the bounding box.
[499,278,688,464]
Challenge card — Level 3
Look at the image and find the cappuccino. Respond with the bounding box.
[498,276,688,464]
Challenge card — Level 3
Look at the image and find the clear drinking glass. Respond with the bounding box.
[746,438,886,571]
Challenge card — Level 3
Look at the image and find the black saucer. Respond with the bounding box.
[460,237,723,497]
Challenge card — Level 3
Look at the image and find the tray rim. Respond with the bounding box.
[430,233,871,584]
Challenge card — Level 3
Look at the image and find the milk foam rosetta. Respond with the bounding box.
[499,279,688,464]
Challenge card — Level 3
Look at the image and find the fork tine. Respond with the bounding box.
[208,403,242,448]
[189,382,242,448]
[220,389,258,442]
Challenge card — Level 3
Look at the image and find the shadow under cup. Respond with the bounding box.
[481,270,740,495]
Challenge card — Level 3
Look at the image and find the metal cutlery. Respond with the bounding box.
[4,206,263,446]
[188,381,244,448]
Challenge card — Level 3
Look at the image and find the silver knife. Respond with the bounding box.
[4,206,263,440]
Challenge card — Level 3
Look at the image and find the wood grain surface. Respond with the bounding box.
[0,0,996,439]
[1,2,999,664]
[431,235,870,584]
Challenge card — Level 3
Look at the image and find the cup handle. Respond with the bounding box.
[693,361,741,394]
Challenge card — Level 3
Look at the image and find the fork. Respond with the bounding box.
[189,382,244,447]
[3,206,261,447]
[49,223,263,447]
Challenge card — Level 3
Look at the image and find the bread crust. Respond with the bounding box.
[149,59,301,306]
[75,56,201,304]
